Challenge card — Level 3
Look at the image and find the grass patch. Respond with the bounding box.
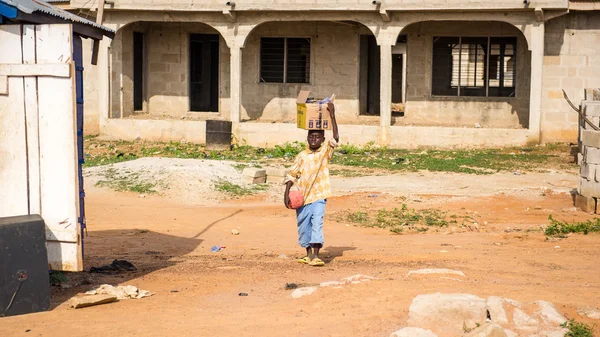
[213,180,268,197]
[95,168,157,194]
[84,137,575,175]
[561,319,595,337]
[545,215,600,237]
[339,204,451,234]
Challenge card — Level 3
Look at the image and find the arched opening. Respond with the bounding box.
[240,20,379,124]
[394,20,531,129]
[109,21,228,120]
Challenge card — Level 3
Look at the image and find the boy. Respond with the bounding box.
[284,102,339,267]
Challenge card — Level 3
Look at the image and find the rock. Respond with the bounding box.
[407,293,487,336]
[463,323,508,337]
[475,123,482,128]
[535,300,567,325]
[69,294,118,309]
[341,274,376,283]
[487,296,509,325]
[390,327,438,337]
[513,308,539,331]
[535,329,569,337]
[231,229,240,235]
[406,268,466,278]
[504,330,517,337]
[319,281,345,288]
[504,298,522,307]
[291,286,317,299]
[242,168,266,178]
[577,306,600,319]
[277,254,288,259]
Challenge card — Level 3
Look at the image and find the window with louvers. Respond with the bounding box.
[432,36,517,98]
[260,37,311,83]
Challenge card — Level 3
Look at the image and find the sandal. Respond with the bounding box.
[309,258,325,267]
[298,256,311,264]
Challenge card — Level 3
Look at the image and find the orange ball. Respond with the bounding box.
[288,190,304,209]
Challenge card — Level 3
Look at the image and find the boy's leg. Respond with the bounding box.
[309,200,326,265]
[296,205,313,263]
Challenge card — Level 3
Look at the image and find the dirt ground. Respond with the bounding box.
[1,170,599,337]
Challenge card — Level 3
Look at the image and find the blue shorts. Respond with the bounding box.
[296,199,326,248]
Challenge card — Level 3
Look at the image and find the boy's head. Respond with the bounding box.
[307,130,325,150]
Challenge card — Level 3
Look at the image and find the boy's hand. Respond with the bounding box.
[284,191,291,209]
[327,102,335,117]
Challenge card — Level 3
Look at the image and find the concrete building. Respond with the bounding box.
[69,0,600,148]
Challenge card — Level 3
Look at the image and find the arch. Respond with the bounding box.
[393,19,531,51]
[237,15,381,49]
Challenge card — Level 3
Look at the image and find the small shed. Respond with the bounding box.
[0,0,114,271]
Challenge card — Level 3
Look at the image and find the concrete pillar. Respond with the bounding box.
[379,43,393,146]
[230,46,242,123]
[97,38,110,133]
[528,22,545,142]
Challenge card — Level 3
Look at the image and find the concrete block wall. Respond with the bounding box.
[402,21,531,128]
[542,12,600,143]
[110,22,230,120]
[241,21,367,123]
[576,101,600,213]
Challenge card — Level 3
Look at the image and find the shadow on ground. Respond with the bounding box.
[49,210,244,309]
[322,246,357,263]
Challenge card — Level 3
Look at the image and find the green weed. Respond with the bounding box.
[95,168,157,194]
[561,319,595,337]
[341,204,449,234]
[84,138,574,175]
[213,180,268,196]
[49,271,68,285]
[545,215,600,237]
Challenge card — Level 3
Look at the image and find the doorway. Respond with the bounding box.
[189,34,219,112]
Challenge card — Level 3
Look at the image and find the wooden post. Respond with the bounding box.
[91,0,106,65]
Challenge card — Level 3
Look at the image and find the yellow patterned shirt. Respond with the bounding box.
[285,139,338,205]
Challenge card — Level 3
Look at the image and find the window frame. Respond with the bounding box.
[259,36,312,84]
[430,36,518,99]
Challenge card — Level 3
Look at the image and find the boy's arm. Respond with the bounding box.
[283,155,302,209]
[327,102,339,143]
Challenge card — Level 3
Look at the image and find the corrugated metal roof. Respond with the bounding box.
[44,0,69,3]
[0,0,114,33]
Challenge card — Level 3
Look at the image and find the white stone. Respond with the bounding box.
[406,268,466,278]
[265,168,290,177]
[341,274,376,283]
[242,167,266,178]
[577,306,600,319]
[407,293,487,336]
[535,301,567,325]
[537,329,570,337]
[464,323,508,337]
[319,281,345,287]
[513,308,539,331]
[231,229,239,235]
[291,286,317,299]
[390,327,438,337]
[487,296,509,325]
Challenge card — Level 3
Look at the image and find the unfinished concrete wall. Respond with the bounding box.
[542,12,600,143]
[575,98,600,213]
[69,0,569,11]
[110,22,230,119]
[402,21,531,128]
[82,38,100,134]
[241,21,369,123]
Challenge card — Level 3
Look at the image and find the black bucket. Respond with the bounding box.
[206,120,232,150]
